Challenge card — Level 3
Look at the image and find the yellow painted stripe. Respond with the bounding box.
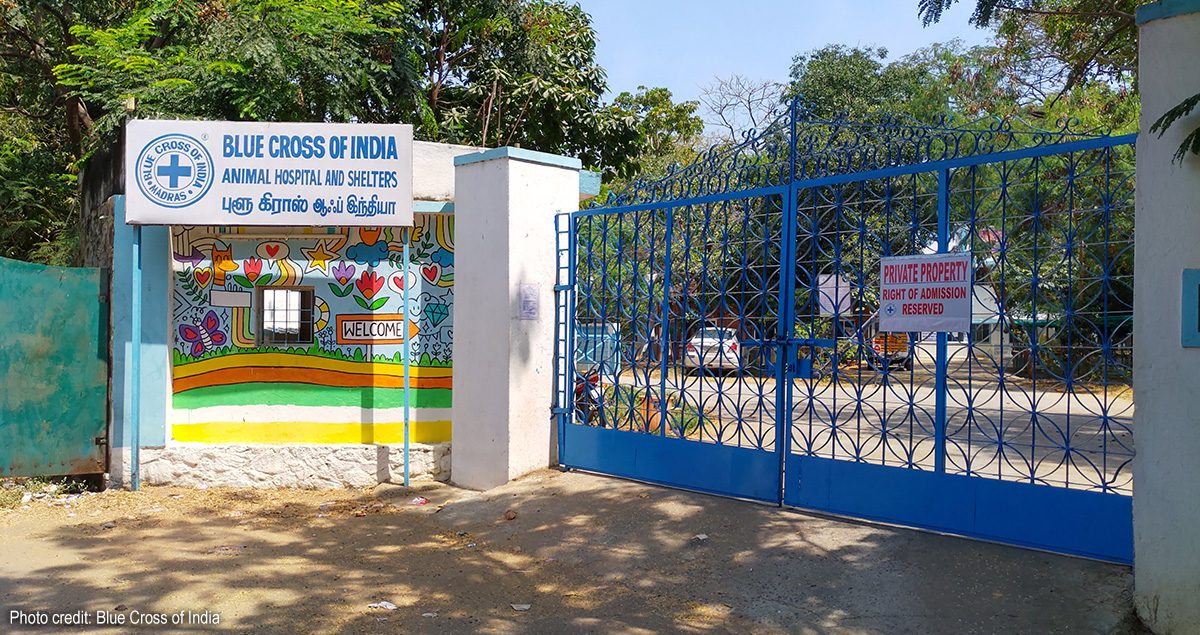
[172,420,452,444]
[175,353,453,380]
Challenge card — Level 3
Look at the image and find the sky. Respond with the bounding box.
[575,0,994,105]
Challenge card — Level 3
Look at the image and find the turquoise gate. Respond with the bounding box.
[554,103,1135,563]
[0,257,109,477]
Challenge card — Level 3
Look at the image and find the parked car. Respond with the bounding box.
[683,327,742,372]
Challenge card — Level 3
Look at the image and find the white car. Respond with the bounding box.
[683,327,742,371]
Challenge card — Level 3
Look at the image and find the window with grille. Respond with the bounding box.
[257,286,315,345]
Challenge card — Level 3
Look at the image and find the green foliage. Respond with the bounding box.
[0,115,77,264]
[0,0,660,262]
[599,384,705,437]
[596,86,704,199]
[410,0,639,175]
[919,0,1141,91]
[1150,91,1200,163]
[55,0,403,146]
[920,0,1200,159]
[611,86,703,172]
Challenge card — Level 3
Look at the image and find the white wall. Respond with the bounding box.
[413,141,483,201]
[451,149,580,489]
[1134,7,1200,633]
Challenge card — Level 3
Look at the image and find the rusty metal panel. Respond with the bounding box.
[0,256,108,476]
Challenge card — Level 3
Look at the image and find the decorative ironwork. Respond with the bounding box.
[555,98,1136,561]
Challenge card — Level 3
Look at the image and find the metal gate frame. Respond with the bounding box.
[0,256,110,478]
[554,101,1135,563]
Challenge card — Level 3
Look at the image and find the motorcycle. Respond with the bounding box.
[573,371,605,426]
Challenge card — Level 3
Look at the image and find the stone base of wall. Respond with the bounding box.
[108,443,450,489]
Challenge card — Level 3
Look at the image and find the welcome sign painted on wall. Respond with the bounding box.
[124,119,413,226]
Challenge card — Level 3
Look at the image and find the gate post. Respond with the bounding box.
[1134,3,1200,632]
[776,98,801,503]
[934,168,951,474]
[451,148,584,490]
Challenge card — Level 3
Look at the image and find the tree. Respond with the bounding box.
[0,0,649,263]
[56,0,408,144]
[787,41,1035,122]
[919,0,1199,160]
[613,87,703,161]
[406,0,640,174]
[0,0,415,263]
[918,1,1139,89]
[0,111,76,264]
[699,75,784,143]
[0,0,140,263]
[605,85,703,182]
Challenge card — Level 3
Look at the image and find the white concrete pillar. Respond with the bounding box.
[1134,3,1200,632]
[450,148,581,489]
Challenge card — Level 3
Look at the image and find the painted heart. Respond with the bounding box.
[264,243,281,258]
[421,263,441,284]
[193,267,212,288]
[387,270,418,294]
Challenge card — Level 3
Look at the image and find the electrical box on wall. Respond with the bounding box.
[1183,269,1200,347]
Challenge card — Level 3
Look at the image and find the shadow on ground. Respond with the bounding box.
[0,469,1140,634]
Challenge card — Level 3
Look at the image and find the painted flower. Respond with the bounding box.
[243,258,263,282]
[356,270,385,299]
[332,261,356,286]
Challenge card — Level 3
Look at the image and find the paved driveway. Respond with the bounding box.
[611,365,1133,494]
[1,470,1142,634]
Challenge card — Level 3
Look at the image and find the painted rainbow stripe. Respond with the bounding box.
[231,307,256,348]
[171,420,451,444]
[173,353,452,393]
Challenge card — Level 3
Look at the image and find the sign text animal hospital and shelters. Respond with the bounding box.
[124,120,414,226]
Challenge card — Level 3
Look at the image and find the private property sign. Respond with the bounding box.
[124,119,413,226]
[879,253,972,332]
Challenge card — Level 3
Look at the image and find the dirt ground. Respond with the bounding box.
[1,469,1142,634]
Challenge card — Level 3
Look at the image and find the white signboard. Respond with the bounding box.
[879,253,973,332]
[817,274,852,316]
[124,119,413,226]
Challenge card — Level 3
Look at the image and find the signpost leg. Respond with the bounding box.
[403,239,411,487]
[131,225,142,491]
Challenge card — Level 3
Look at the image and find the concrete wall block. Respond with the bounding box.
[1135,6,1200,634]
[109,443,452,489]
[451,149,581,490]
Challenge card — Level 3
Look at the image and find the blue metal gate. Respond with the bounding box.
[554,102,1135,563]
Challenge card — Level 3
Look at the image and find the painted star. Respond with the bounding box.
[303,240,338,273]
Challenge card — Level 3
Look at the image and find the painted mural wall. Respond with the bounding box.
[168,213,454,444]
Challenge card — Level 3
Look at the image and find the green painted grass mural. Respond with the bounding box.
[173,383,452,409]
